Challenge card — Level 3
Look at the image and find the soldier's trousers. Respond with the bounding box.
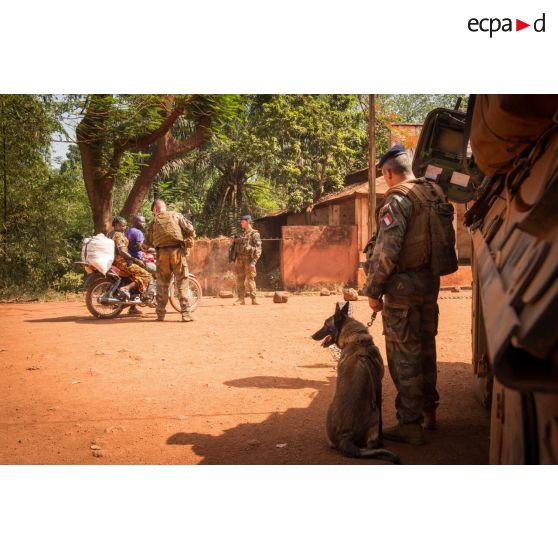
[382,283,440,424]
[156,246,190,319]
[235,258,257,300]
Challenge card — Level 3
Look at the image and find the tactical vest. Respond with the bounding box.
[151,211,184,248]
[388,178,458,276]
[235,228,259,259]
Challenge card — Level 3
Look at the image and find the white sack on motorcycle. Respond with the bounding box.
[81,234,115,275]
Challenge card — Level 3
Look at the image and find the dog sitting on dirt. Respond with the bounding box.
[312,302,400,464]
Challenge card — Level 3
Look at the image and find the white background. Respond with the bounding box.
[1,1,557,557]
[1,0,557,92]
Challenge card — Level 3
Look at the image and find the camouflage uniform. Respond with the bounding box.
[145,212,195,320]
[232,226,262,301]
[364,179,442,425]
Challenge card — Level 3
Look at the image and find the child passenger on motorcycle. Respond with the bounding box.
[109,216,153,302]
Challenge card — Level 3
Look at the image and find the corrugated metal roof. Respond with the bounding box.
[312,176,388,207]
[255,176,389,222]
[256,208,290,220]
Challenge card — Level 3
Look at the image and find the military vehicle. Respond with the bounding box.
[413,94,558,464]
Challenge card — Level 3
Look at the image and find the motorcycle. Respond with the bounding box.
[77,259,202,319]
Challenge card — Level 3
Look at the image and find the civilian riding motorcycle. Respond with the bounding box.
[77,261,202,319]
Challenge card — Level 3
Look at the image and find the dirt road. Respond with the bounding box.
[0,293,489,465]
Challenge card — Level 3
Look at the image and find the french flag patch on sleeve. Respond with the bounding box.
[383,212,394,227]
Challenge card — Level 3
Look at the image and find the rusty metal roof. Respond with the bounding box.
[312,176,388,207]
[255,176,389,222]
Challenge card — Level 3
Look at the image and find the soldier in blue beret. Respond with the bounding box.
[363,144,457,445]
[229,215,262,305]
[378,144,406,167]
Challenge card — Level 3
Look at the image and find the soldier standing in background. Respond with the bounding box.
[229,215,262,305]
[145,199,196,322]
[363,145,457,445]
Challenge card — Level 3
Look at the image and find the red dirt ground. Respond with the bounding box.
[0,293,489,465]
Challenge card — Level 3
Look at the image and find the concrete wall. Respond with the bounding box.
[280,225,359,290]
[189,237,282,295]
[188,237,236,296]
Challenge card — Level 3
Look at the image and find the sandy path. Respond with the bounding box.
[0,293,489,464]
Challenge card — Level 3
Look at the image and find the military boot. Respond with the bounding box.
[251,298,259,305]
[181,312,195,322]
[144,279,157,301]
[423,409,437,431]
[234,298,245,305]
[383,422,425,445]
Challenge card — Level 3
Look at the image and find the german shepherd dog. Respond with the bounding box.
[312,302,400,464]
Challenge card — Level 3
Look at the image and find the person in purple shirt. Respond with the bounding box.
[125,215,156,276]
[124,215,156,317]
[125,215,146,259]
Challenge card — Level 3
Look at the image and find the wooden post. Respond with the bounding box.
[367,94,376,239]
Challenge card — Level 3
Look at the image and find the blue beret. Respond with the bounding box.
[379,144,406,167]
[240,215,252,221]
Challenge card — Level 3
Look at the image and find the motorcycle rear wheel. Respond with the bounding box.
[169,274,202,313]
[86,277,125,319]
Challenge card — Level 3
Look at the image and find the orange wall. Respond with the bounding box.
[188,238,235,295]
[280,226,359,289]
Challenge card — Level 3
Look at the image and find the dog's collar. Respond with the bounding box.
[337,330,372,349]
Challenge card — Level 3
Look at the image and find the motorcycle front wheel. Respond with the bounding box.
[169,274,202,313]
[85,277,125,319]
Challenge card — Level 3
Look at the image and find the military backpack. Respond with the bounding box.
[390,178,458,277]
[151,211,185,248]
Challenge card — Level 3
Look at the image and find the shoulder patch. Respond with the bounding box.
[379,205,397,230]
[382,211,394,227]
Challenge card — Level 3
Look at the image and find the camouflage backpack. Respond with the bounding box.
[151,211,184,248]
[390,179,458,277]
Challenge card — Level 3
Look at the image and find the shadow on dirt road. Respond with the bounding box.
[24,314,174,324]
[167,362,490,465]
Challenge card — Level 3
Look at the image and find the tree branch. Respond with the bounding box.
[118,95,192,151]
[120,114,211,219]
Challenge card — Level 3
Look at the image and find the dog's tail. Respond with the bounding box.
[339,441,401,464]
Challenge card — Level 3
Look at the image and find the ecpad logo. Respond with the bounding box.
[468,13,546,37]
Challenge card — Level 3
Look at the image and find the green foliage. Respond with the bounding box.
[259,95,367,212]
[156,94,368,235]
[75,94,242,183]
[380,94,467,123]
[0,93,467,294]
[0,95,92,296]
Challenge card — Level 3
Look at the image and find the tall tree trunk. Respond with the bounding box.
[119,140,168,221]
[77,95,209,232]
[120,115,210,220]
[77,96,119,234]
[77,135,114,234]
[89,180,113,234]
[215,161,248,236]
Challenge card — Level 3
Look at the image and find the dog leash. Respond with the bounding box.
[367,311,378,328]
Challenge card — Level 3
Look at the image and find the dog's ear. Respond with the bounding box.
[334,301,349,322]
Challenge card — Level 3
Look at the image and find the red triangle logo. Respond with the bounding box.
[516,19,530,31]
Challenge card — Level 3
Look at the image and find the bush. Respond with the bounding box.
[51,271,84,293]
